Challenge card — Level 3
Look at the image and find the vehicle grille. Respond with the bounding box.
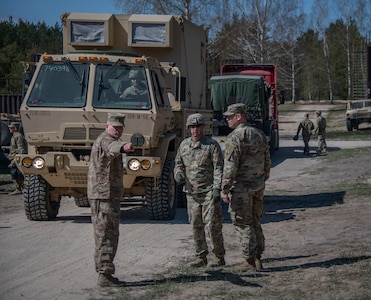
[89,128,104,140]
[65,172,87,185]
[63,128,86,140]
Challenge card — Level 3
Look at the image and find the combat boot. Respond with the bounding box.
[189,257,207,268]
[208,256,225,267]
[97,274,126,287]
[233,258,256,273]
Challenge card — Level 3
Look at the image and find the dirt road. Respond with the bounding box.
[1,104,370,300]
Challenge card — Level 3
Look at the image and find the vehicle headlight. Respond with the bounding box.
[22,157,33,168]
[32,157,45,169]
[141,159,151,170]
[128,158,141,171]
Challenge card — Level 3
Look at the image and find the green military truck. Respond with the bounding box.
[15,13,212,221]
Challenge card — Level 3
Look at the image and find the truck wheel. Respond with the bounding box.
[74,197,90,207]
[346,119,352,131]
[23,174,60,220]
[146,157,177,220]
[1,121,11,146]
[176,183,187,208]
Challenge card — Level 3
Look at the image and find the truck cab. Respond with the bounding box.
[15,13,211,221]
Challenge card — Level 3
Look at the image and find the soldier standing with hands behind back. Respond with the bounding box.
[174,113,225,268]
[88,113,134,287]
[221,103,271,272]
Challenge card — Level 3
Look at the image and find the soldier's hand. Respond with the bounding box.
[221,192,230,204]
[174,172,185,184]
[123,143,134,153]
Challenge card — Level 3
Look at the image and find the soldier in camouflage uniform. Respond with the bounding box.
[174,113,225,268]
[315,110,327,154]
[294,113,314,155]
[221,103,271,272]
[88,113,134,287]
[7,122,27,195]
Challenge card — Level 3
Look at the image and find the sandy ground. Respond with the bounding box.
[0,104,370,300]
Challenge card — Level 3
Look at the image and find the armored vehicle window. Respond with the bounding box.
[27,63,88,107]
[151,71,164,106]
[93,65,151,110]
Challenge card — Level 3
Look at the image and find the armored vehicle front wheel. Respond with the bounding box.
[146,157,177,220]
[23,174,60,221]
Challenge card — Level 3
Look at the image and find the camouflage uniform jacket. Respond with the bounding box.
[174,135,223,194]
[315,116,326,136]
[9,132,27,160]
[297,119,314,137]
[222,123,271,193]
[87,131,128,200]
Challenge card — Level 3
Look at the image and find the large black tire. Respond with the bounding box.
[1,121,11,146]
[346,119,352,131]
[146,157,177,220]
[74,197,90,207]
[23,174,60,220]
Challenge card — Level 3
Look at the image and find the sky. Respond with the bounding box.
[0,0,123,26]
[1,0,316,27]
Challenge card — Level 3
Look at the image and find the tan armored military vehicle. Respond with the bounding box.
[345,99,371,131]
[15,13,212,220]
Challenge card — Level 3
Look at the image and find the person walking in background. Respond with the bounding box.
[315,110,327,154]
[174,113,225,268]
[294,113,314,155]
[221,103,271,273]
[7,122,27,195]
[88,113,134,287]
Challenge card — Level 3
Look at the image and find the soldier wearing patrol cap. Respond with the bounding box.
[8,122,27,195]
[174,113,225,268]
[88,112,134,287]
[221,103,271,272]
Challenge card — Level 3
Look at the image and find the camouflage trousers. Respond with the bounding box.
[187,190,225,259]
[317,134,327,153]
[302,135,310,154]
[89,198,121,274]
[229,187,265,260]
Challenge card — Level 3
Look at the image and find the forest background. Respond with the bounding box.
[0,0,370,102]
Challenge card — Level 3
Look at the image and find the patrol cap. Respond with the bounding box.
[223,103,247,116]
[107,113,125,127]
[186,113,205,128]
[315,110,321,115]
[8,122,20,128]
[129,69,142,79]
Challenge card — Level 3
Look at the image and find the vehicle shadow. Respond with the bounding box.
[271,144,342,168]
[221,190,345,224]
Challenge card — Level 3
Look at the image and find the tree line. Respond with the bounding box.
[1,0,370,101]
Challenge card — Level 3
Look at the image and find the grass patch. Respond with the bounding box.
[327,129,371,140]
[324,146,371,161]
[335,181,371,197]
